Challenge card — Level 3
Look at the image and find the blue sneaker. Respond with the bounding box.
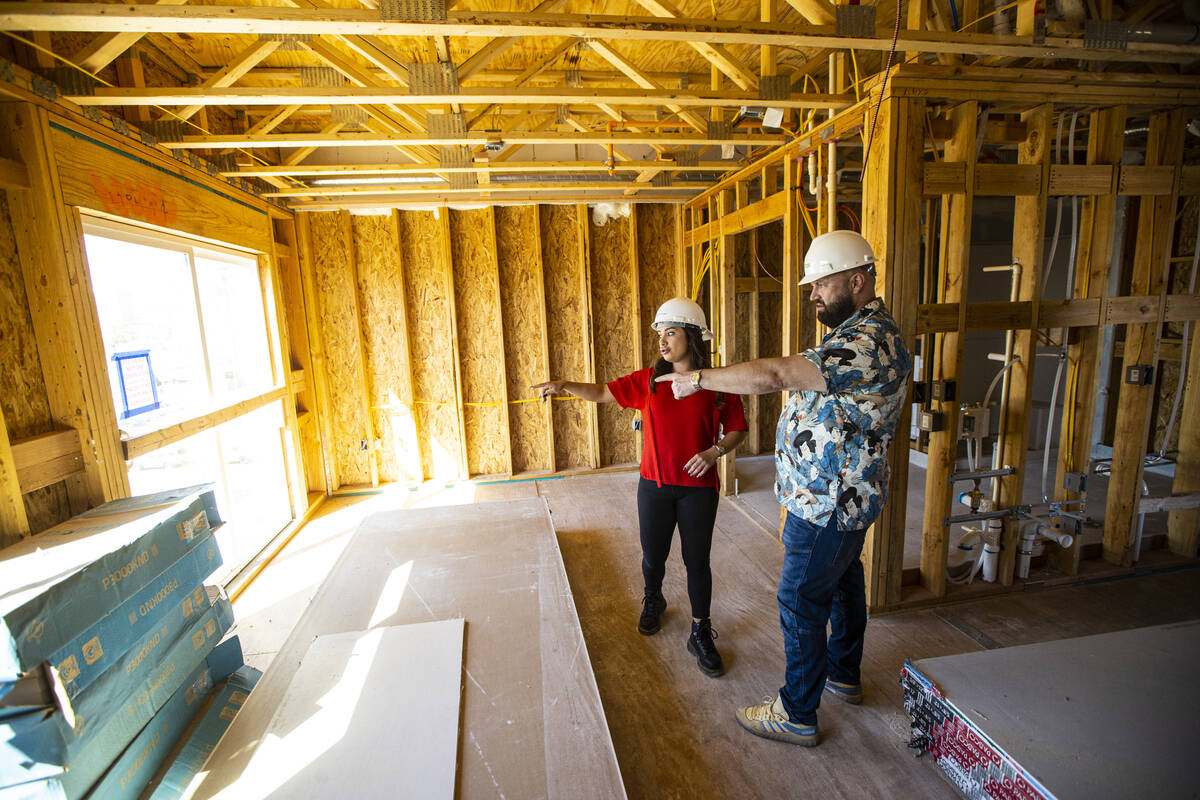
[735,696,819,747]
[823,678,863,705]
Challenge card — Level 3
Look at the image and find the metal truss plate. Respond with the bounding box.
[651,172,672,187]
[706,119,732,140]
[1084,19,1128,50]
[300,67,340,88]
[836,5,875,38]
[408,61,459,94]
[428,112,466,138]
[331,105,367,127]
[674,149,699,168]
[758,74,791,101]
[258,33,312,50]
[379,0,446,22]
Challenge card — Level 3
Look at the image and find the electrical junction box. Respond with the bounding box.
[958,404,991,440]
[1125,364,1155,385]
[1063,471,1087,494]
[917,410,944,433]
[931,379,956,402]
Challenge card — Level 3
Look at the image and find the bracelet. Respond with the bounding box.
[714,443,727,457]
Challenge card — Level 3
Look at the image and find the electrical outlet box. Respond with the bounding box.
[359,439,369,452]
[958,404,991,440]
[931,379,956,402]
[1063,471,1087,493]
[918,410,944,432]
[1125,364,1154,386]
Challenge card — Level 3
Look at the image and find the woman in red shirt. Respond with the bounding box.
[533,298,747,677]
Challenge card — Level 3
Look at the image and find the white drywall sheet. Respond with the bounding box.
[187,498,624,799]
[188,619,463,799]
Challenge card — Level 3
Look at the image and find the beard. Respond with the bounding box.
[816,292,856,328]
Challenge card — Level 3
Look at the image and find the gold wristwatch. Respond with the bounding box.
[689,370,702,390]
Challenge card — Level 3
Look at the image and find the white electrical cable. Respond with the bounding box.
[1042,114,1067,294]
[983,356,1020,410]
[1160,202,1200,456]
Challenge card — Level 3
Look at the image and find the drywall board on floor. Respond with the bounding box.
[187,498,624,800]
[911,620,1200,800]
[193,619,463,799]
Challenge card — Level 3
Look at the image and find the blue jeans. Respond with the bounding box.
[777,512,867,725]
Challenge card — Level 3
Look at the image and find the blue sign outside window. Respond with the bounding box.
[111,350,161,418]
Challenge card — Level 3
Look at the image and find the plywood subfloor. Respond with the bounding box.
[232,472,1200,800]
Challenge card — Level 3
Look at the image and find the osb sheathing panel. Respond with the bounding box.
[495,206,551,474]
[734,287,756,455]
[398,209,462,479]
[450,209,508,476]
[0,193,70,534]
[309,211,371,486]
[757,220,785,454]
[637,204,678,374]
[541,205,590,470]
[589,215,637,466]
[351,214,421,484]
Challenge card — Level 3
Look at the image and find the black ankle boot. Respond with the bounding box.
[687,618,724,677]
[638,590,667,636]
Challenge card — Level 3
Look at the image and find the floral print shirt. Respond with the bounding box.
[775,298,913,531]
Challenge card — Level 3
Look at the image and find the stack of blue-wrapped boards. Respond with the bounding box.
[0,485,261,799]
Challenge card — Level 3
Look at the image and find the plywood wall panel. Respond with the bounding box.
[351,214,421,484]
[495,206,551,474]
[637,204,678,371]
[541,205,590,470]
[450,209,508,477]
[589,214,636,467]
[759,291,783,454]
[398,210,462,480]
[0,193,70,533]
[310,211,372,485]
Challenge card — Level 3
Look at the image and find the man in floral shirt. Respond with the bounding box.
[657,230,912,747]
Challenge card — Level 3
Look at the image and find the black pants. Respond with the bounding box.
[636,477,720,620]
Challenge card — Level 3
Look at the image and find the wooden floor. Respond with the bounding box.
[231,470,1200,800]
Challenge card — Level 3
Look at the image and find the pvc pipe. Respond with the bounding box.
[982,512,1002,582]
[1017,522,1039,579]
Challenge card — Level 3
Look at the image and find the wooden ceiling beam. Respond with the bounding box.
[456,0,571,82]
[73,0,190,72]
[781,0,836,26]
[303,37,429,135]
[288,190,690,209]
[79,86,852,111]
[264,181,697,197]
[629,0,758,90]
[465,38,574,130]
[8,4,1197,63]
[165,130,787,149]
[586,40,709,133]
[166,38,281,121]
[228,160,739,177]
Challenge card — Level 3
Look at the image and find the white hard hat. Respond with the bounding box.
[800,230,876,286]
[652,297,713,341]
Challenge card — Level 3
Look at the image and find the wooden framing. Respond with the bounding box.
[340,209,380,488]
[920,100,978,599]
[1051,106,1126,576]
[1104,111,1187,567]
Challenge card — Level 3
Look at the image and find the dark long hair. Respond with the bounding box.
[650,325,711,393]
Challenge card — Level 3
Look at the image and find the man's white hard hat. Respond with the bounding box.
[800,230,876,286]
[652,297,714,341]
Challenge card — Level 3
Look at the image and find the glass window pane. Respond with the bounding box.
[84,234,211,439]
[213,401,292,576]
[195,253,274,403]
[126,431,221,498]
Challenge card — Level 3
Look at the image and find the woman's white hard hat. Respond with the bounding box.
[652,297,714,341]
[800,230,876,286]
